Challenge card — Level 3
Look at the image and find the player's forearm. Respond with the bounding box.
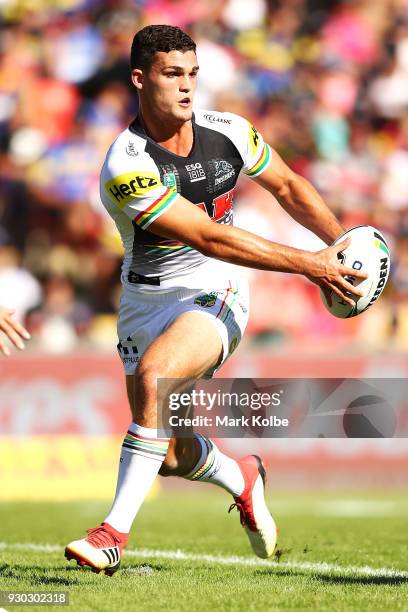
[277,174,344,245]
[199,224,316,275]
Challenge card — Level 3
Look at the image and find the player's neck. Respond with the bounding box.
[138,110,194,157]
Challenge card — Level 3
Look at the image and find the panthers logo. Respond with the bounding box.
[214,160,233,177]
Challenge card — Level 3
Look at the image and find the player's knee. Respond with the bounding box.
[136,357,171,400]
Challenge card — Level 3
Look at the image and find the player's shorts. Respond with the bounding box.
[117,277,249,379]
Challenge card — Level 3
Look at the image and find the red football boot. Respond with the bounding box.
[229,455,277,558]
[65,523,128,576]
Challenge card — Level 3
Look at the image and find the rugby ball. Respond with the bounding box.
[320,225,390,318]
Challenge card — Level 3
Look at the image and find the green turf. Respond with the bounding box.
[1,489,407,611]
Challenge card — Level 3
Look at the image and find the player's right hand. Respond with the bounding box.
[0,307,31,356]
[305,238,368,307]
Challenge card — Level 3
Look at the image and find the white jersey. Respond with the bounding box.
[100,109,272,290]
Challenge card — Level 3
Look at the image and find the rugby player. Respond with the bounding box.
[65,25,366,575]
[0,306,30,355]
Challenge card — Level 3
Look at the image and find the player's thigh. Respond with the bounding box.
[123,279,249,417]
[126,311,223,415]
[141,310,223,378]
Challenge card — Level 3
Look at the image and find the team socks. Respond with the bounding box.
[104,422,170,533]
[104,427,245,533]
[184,434,245,497]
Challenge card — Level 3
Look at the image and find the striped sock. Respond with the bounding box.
[104,422,170,533]
[184,434,245,497]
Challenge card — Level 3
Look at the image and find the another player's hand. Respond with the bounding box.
[306,238,368,307]
[0,307,31,356]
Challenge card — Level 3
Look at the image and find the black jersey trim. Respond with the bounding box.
[129,115,197,160]
[193,112,245,169]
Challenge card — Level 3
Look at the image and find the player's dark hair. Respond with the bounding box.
[130,25,196,71]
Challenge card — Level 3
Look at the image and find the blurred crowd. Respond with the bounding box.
[1,0,408,354]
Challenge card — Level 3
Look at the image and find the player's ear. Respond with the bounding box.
[131,69,144,90]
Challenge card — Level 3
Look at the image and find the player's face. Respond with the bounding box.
[136,50,199,123]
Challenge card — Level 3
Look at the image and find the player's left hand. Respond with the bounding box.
[0,307,31,356]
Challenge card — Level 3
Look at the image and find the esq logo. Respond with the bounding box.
[106,171,160,207]
[185,162,206,183]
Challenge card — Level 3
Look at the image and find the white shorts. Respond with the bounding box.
[117,277,249,379]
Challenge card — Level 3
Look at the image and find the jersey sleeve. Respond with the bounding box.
[195,110,272,178]
[241,122,272,178]
[101,151,179,230]
[227,113,272,177]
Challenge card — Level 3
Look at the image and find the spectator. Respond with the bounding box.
[0,306,31,356]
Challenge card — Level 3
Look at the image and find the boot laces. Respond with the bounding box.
[228,502,256,530]
[86,526,121,548]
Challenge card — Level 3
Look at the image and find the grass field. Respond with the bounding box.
[1,488,407,611]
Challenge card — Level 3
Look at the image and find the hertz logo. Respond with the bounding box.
[106,171,160,208]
